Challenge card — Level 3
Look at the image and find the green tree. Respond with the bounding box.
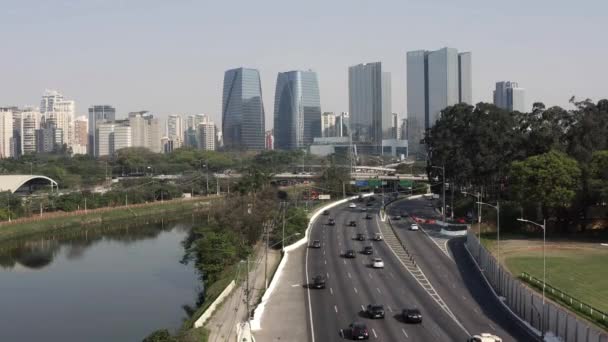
[588,150,608,204]
[509,150,581,214]
[142,329,175,342]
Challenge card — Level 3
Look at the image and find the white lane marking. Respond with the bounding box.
[354,287,358,294]
[324,260,327,265]
[291,284,300,287]
[402,328,409,338]
[347,272,352,279]
[361,304,365,311]
[376,287,382,294]
[489,323,496,331]
[334,305,338,313]
[474,308,480,314]
[343,260,346,265]
[387,305,393,312]
[390,272,395,279]
[323,250,325,255]
[371,328,377,338]
[368,273,373,279]
[327,273,330,279]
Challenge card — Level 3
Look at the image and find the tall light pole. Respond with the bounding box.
[517,217,546,338]
[431,165,446,223]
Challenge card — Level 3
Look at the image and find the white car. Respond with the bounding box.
[467,333,502,342]
[372,258,384,268]
[373,233,383,241]
[410,224,419,231]
[348,203,357,208]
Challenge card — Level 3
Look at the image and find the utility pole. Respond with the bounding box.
[282,202,287,251]
[442,164,446,223]
[125,193,128,206]
[246,257,250,325]
[84,197,87,213]
[264,222,269,290]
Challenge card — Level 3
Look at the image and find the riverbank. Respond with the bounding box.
[0,196,219,243]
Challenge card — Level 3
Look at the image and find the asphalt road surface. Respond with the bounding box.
[386,197,535,342]
[306,198,469,341]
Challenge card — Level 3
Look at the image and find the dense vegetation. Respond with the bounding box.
[425,98,608,234]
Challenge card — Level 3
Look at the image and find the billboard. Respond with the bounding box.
[355,180,369,187]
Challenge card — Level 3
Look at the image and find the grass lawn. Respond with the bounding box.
[487,236,608,314]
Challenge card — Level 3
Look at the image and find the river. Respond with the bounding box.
[0,218,201,342]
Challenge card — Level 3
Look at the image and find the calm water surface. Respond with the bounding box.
[0,220,200,342]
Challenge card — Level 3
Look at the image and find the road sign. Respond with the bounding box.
[368,179,381,187]
[355,180,369,187]
[399,180,413,187]
[318,194,331,200]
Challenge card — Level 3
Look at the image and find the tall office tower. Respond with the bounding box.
[494,81,526,113]
[406,47,472,159]
[166,115,183,148]
[222,67,265,150]
[40,91,75,147]
[197,118,217,151]
[186,114,207,130]
[0,108,14,158]
[273,70,321,149]
[400,118,407,141]
[22,109,41,154]
[88,105,116,156]
[72,116,88,155]
[321,112,337,138]
[146,116,161,153]
[348,62,392,149]
[335,112,349,137]
[265,130,274,150]
[392,113,400,139]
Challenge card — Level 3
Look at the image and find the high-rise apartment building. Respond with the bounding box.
[273,70,321,150]
[113,122,132,152]
[88,105,115,156]
[166,115,183,148]
[265,130,274,150]
[407,47,472,159]
[128,111,161,153]
[40,90,75,148]
[96,123,115,157]
[11,108,23,158]
[0,108,14,158]
[392,113,400,139]
[72,116,88,155]
[321,112,337,138]
[222,68,265,150]
[494,81,526,113]
[22,109,41,154]
[348,62,392,149]
[197,119,216,151]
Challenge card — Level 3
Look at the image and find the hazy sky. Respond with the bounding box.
[2,0,607,129]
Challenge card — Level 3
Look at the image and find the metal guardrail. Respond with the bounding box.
[520,272,608,328]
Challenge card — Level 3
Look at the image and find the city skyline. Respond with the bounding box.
[2,1,606,130]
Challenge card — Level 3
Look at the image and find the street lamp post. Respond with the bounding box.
[517,217,546,338]
[478,201,500,265]
[431,165,446,223]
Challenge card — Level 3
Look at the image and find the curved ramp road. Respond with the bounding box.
[306,200,469,341]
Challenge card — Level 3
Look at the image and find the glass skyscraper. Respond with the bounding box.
[348,62,392,149]
[273,70,321,150]
[406,47,472,159]
[222,68,265,150]
[494,81,525,113]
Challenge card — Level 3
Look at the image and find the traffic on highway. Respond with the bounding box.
[305,195,534,341]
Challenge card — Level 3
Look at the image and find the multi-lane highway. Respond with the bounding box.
[305,196,534,341]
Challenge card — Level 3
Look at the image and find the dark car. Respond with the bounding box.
[348,220,357,227]
[402,308,422,323]
[322,210,330,216]
[348,322,369,340]
[328,218,336,226]
[362,246,373,255]
[366,202,373,207]
[310,240,321,248]
[366,304,385,319]
[401,212,409,218]
[311,275,326,289]
[357,195,364,202]
[356,233,366,241]
[365,214,372,220]
[392,216,401,220]
[345,249,356,258]
[369,196,375,201]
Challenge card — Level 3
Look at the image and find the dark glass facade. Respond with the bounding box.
[273,70,321,150]
[221,68,265,150]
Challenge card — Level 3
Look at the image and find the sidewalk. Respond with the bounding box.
[206,246,281,342]
[252,244,308,342]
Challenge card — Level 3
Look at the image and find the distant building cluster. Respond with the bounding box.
[0,47,528,160]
